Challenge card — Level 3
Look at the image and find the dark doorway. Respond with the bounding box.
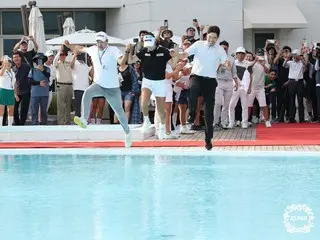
[254,33,275,52]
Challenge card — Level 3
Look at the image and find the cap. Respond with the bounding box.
[143,34,156,48]
[96,31,108,42]
[45,50,54,57]
[236,47,246,54]
[21,40,28,44]
[292,49,301,55]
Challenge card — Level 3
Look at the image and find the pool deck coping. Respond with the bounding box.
[0,147,319,156]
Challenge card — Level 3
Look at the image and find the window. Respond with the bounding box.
[254,33,275,51]
[2,12,23,35]
[75,11,106,32]
[42,11,70,35]
[3,39,20,56]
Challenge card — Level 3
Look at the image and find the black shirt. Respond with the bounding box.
[21,49,36,66]
[277,58,290,87]
[12,63,31,95]
[136,47,171,80]
[120,67,133,92]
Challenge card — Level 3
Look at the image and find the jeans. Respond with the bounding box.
[31,96,48,125]
[74,90,84,118]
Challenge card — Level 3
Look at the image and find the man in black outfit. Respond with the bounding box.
[12,51,31,125]
[179,26,230,150]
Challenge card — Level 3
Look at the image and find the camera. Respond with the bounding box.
[316,43,320,58]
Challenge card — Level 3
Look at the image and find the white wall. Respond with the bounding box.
[107,0,244,49]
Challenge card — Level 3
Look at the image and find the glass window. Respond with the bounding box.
[75,11,106,32]
[3,39,20,56]
[42,11,71,35]
[2,12,24,35]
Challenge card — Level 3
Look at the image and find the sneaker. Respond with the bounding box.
[142,118,151,133]
[235,121,241,127]
[125,131,132,148]
[228,123,234,129]
[89,118,95,124]
[158,125,166,140]
[220,123,228,130]
[265,121,272,128]
[74,116,88,129]
[180,125,195,134]
[252,116,259,124]
[248,122,252,127]
[241,122,248,129]
[165,133,180,139]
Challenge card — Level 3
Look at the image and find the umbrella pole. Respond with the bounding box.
[20,5,29,36]
[57,15,63,36]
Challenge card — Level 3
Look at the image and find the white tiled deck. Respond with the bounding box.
[0,124,155,142]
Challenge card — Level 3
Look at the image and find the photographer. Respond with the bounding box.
[315,44,320,122]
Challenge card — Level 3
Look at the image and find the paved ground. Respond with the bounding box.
[146,125,256,141]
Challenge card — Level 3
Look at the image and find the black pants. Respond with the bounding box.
[14,93,31,125]
[266,91,277,119]
[288,79,305,122]
[309,80,318,120]
[74,90,84,118]
[187,75,217,140]
[235,100,242,121]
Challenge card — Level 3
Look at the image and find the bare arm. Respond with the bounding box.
[118,45,131,66]
[63,41,87,53]
[70,53,77,69]
[29,36,39,52]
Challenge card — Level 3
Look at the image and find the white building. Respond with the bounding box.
[0,0,318,55]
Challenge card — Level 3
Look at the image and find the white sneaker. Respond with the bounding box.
[228,123,234,129]
[158,125,166,140]
[241,122,248,129]
[235,121,241,127]
[265,121,272,128]
[142,118,151,133]
[165,133,180,139]
[180,125,195,134]
[124,131,132,148]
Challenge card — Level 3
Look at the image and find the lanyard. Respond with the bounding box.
[6,70,13,81]
[98,47,108,66]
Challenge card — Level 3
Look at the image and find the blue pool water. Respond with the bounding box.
[0,150,319,240]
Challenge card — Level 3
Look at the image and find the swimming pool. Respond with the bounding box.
[0,149,319,240]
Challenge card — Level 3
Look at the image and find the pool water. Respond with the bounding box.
[0,152,319,240]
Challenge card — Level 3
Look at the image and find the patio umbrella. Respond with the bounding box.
[63,17,75,36]
[28,5,47,53]
[46,28,125,47]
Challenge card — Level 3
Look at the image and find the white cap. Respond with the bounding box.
[236,47,246,53]
[96,31,108,42]
[292,49,301,55]
[143,35,156,48]
[45,50,54,57]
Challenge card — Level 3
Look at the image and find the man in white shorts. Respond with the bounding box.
[228,47,253,129]
[128,33,172,139]
[63,32,132,148]
[248,53,272,127]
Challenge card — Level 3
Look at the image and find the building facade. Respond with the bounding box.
[0,0,319,55]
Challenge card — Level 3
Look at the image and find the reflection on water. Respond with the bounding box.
[0,154,319,240]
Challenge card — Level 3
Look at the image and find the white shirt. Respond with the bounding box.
[44,63,55,86]
[252,61,269,90]
[85,45,123,88]
[185,41,227,78]
[284,60,304,80]
[0,69,16,90]
[72,60,91,91]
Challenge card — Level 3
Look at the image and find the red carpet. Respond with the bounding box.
[0,123,319,148]
[256,123,320,142]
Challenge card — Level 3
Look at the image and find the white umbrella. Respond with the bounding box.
[63,17,75,36]
[28,6,47,53]
[124,30,182,46]
[46,29,125,47]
